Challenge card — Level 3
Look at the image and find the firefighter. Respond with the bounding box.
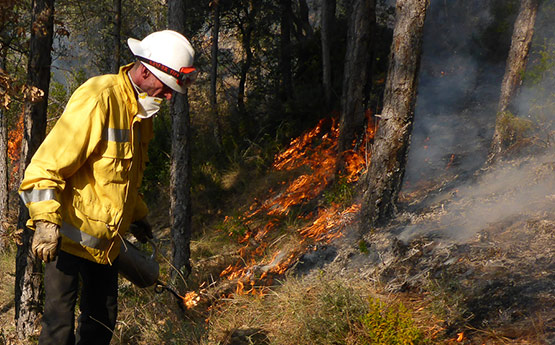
[18,30,196,345]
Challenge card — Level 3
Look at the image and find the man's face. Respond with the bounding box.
[139,66,174,100]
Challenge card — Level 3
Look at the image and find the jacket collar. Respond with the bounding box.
[118,63,139,119]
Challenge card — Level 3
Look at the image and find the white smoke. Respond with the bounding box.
[399,149,555,243]
[399,0,555,243]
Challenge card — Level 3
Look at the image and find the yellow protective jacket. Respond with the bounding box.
[19,63,152,264]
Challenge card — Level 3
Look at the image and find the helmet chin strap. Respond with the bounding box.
[128,71,143,94]
[128,71,162,119]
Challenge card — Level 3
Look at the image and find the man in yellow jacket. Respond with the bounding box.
[18,30,196,345]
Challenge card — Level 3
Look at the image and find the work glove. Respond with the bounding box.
[32,221,60,263]
[130,218,153,243]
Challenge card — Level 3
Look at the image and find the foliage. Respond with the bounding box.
[358,239,369,254]
[141,105,172,203]
[358,299,428,345]
[323,176,355,207]
[54,0,168,75]
[521,3,555,144]
[474,0,520,63]
[217,213,248,239]
[495,111,534,147]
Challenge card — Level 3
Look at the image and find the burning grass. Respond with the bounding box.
[215,116,375,296]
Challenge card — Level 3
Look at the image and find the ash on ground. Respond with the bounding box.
[303,150,555,344]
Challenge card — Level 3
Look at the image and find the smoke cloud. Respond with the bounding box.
[399,0,555,242]
[399,150,555,242]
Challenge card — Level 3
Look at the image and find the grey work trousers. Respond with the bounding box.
[39,250,119,345]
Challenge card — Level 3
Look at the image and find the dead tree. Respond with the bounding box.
[168,0,192,280]
[337,0,376,169]
[359,0,428,231]
[489,0,539,161]
[15,0,53,338]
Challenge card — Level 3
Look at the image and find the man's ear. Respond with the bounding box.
[139,64,151,79]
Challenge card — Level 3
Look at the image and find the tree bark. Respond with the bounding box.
[280,0,293,100]
[237,2,257,116]
[210,0,222,147]
[237,47,250,115]
[489,0,539,161]
[337,0,376,167]
[296,0,314,38]
[0,55,8,251]
[320,0,336,109]
[168,0,192,280]
[111,0,121,73]
[360,0,428,231]
[15,0,53,339]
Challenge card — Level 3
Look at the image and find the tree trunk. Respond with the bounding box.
[15,0,53,339]
[0,110,7,252]
[237,19,254,115]
[280,0,293,100]
[210,0,222,147]
[0,55,8,251]
[111,0,121,73]
[297,0,314,38]
[359,0,428,231]
[489,0,539,161]
[168,0,192,281]
[321,0,336,109]
[236,1,258,120]
[337,0,376,168]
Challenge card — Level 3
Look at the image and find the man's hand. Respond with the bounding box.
[130,218,153,243]
[32,221,60,263]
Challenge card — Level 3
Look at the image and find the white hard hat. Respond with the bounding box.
[127,30,196,94]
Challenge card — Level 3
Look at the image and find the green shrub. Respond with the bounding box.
[323,177,355,206]
[496,111,534,147]
[358,298,428,345]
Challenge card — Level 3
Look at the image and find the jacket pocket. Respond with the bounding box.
[92,140,133,185]
[70,189,118,228]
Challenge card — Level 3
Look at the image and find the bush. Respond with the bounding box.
[358,298,428,345]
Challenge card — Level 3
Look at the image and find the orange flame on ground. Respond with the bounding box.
[220,114,376,295]
[182,291,201,309]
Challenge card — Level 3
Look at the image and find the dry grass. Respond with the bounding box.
[203,274,437,345]
[0,244,17,344]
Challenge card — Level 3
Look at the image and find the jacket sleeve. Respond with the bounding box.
[19,83,107,228]
[132,193,149,222]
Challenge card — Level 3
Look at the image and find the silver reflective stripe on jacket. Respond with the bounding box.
[60,222,112,250]
[19,189,56,204]
[102,127,130,142]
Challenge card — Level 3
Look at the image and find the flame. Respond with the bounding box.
[181,291,201,309]
[7,112,24,185]
[219,114,376,295]
[456,332,464,342]
[299,203,361,242]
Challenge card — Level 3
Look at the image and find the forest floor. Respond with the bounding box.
[321,149,555,344]
[0,137,553,344]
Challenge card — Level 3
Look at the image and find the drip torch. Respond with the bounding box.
[118,238,198,309]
